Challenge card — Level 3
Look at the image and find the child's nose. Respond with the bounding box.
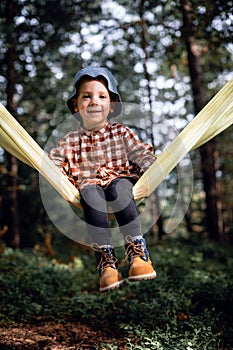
[90,95,98,105]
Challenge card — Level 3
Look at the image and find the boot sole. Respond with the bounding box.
[99,279,124,293]
[128,271,157,282]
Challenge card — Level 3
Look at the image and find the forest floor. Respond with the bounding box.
[0,321,125,349]
[0,235,232,350]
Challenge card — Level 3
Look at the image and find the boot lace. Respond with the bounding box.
[97,249,117,271]
[125,241,145,259]
[121,239,148,266]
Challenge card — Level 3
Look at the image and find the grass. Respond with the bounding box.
[0,235,232,349]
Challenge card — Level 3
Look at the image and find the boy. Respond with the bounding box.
[49,66,157,292]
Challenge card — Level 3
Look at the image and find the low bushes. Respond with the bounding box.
[0,236,232,349]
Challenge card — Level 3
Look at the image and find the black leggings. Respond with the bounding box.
[80,177,142,246]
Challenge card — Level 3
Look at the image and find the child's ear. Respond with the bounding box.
[72,98,79,112]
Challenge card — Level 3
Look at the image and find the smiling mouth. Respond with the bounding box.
[87,108,102,113]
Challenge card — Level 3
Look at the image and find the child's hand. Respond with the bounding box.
[133,180,149,200]
[68,177,75,186]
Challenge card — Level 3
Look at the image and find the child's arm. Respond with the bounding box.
[124,126,157,174]
[49,141,75,185]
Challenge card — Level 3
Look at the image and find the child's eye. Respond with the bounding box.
[82,94,90,99]
[100,95,107,99]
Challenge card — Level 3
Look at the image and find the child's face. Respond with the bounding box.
[74,79,113,130]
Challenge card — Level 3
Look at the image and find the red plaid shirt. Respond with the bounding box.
[49,121,156,190]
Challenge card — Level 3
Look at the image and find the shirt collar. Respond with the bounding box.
[79,121,110,136]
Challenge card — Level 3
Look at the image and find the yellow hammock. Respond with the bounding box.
[0,78,232,206]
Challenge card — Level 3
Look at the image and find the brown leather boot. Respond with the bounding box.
[95,246,124,292]
[125,238,157,282]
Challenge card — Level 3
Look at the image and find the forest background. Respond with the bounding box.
[0,0,233,349]
[0,0,233,247]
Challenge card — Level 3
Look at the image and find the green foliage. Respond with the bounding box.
[0,237,232,349]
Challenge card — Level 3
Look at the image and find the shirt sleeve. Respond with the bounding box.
[49,139,70,177]
[124,125,156,173]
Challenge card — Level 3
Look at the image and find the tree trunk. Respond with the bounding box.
[139,0,164,238]
[3,0,21,247]
[200,144,224,239]
[181,0,224,240]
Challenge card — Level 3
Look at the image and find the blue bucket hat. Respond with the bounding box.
[67,66,122,118]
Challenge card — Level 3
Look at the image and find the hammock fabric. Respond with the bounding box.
[0,79,232,206]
